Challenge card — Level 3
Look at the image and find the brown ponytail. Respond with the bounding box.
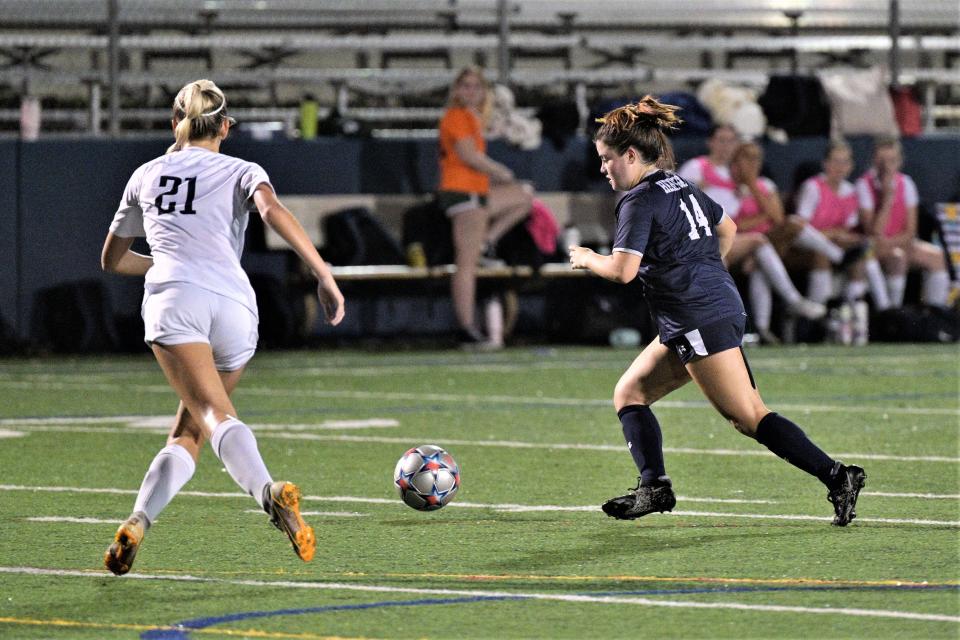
[594,95,682,170]
[167,79,233,153]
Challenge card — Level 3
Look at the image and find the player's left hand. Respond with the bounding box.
[569,245,594,269]
[317,278,346,325]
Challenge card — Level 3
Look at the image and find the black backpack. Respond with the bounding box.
[759,75,832,137]
[402,200,454,266]
[320,207,405,266]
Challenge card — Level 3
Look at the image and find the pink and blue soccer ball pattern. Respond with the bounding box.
[393,445,460,511]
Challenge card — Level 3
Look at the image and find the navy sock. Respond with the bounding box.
[617,405,666,485]
[755,412,836,485]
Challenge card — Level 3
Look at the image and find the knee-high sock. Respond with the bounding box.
[793,225,844,264]
[618,405,666,485]
[132,444,196,527]
[748,270,773,332]
[755,243,802,304]
[807,269,833,304]
[844,279,868,302]
[211,417,273,508]
[863,258,891,310]
[755,412,836,485]
[887,274,907,307]
[922,270,950,308]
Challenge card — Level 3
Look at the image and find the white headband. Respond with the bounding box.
[175,94,226,118]
[201,99,226,117]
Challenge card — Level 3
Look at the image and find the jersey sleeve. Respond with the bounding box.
[440,109,475,143]
[239,162,273,211]
[856,176,876,210]
[902,174,919,208]
[109,165,146,238]
[794,179,820,221]
[612,193,653,257]
[676,158,703,186]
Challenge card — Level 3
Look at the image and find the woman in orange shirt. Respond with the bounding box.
[438,66,532,347]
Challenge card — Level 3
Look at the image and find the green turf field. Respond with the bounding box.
[0,343,957,639]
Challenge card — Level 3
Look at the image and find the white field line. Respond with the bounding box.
[0,379,956,416]
[25,517,117,524]
[0,429,25,438]
[245,509,367,517]
[0,567,956,623]
[4,423,958,464]
[0,416,398,431]
[3,485,957,527]
[863,491,960,500]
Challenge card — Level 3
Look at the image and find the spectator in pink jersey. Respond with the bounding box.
[715,142,826,343]
[794,140,890,310]
[677,124,739,197]
[856,136,950,308]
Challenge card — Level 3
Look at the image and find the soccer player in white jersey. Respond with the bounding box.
[100,79,345,575]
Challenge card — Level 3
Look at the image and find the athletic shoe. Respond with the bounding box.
[756,327,782,345]
[787,297,827,320]
[602,478,676,520]
[457,327,500,352]
[827,462,866,526]
[104,513,147,576]
[263,481,316,562]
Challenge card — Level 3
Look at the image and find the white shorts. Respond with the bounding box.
[142,282,258,371]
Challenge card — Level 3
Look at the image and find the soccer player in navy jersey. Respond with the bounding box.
[569,96,865,526]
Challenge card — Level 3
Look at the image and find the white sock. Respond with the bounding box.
[211,417,273,508]
[863,258,891,310]
[755,243,802,304]
[748,270,773,332]
[844,279,868,302]
[887,274,907,307]
[793,225,844,264]
[132,444,196,527]
[807,269,833,304]
[922,270,950,308]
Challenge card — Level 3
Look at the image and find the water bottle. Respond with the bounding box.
[485,297,504,348]
[838,303,854,346]
[406,242,427,268]
[562,225,581,250]
[852,300,869,346]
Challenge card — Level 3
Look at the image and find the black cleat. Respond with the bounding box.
[827,462,866,526]
[602,478,676,520]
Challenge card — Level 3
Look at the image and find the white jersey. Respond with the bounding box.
[109,146,271,315]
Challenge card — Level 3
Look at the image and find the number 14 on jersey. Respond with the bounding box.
[680,195,712,240]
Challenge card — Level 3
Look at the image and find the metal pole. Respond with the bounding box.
[89,82,102,135]
[107,0,120,136]
[889,0,901,89]
[496,0,510,85]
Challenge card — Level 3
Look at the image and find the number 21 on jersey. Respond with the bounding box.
[679,194,712,240]
[155,175,198,215]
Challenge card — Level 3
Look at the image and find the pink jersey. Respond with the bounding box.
[808,175,859,231]
[863,172,908,237]
[698,156,736,190]
[735,178,774,234]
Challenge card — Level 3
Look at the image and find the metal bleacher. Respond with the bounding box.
[0,0,957,135]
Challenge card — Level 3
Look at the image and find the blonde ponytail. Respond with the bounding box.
[167,79,232,153]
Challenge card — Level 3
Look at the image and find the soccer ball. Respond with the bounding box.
[393,445,460,511]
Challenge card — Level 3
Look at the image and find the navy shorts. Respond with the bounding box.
[665,314,746,365]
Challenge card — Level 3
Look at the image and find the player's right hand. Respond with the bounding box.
[317,279,345,325]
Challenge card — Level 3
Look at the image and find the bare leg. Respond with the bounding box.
[451,207,488,331]
[486,182,533,245]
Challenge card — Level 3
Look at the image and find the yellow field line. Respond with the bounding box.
[0,616,368,639]
[139,568,956,588]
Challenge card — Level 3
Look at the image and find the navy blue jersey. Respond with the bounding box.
[612,170,745,341]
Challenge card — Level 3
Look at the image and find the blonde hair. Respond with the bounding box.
[594,95,682,170]
[447,66,493,124]
[167,79,233,153]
